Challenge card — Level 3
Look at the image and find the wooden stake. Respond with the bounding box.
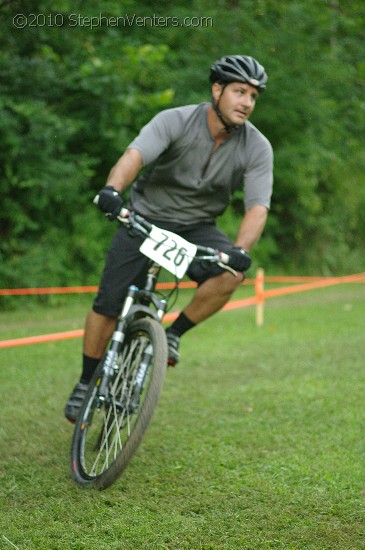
[255,268,265,327]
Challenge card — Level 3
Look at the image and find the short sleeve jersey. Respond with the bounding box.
[128,102,273,224]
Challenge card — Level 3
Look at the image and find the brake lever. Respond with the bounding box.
[217,262,238,277]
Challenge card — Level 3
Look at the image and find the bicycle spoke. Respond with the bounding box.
[80,335,150,477]
[92,410,114,472]
[90,386,125,476]
[71,318,167,488]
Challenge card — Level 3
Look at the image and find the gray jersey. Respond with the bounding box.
[128,102,273,224]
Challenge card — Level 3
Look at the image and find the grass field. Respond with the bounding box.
[0,284,364,549]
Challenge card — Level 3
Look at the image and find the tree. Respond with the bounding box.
[0,0,174,291]
[0,0,363,301]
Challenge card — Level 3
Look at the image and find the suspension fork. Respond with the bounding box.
[140,262,168,320]
[98,285,139,400]
[98,263,167,400]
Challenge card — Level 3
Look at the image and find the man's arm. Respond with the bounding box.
[106,148,143,193]
[234,205,268,251]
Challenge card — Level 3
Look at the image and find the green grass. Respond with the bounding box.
[0,285,364,549]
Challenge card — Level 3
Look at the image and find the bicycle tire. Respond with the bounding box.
[70,317,167,490]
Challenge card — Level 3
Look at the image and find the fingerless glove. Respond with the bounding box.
[97,186,123,220]
[228,247,252,272]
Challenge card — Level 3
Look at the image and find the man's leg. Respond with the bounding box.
[65,225,149,422]
[182,271,244,324]
[65,311,124,423]
[83,309,116,359]
[166,271,244,365]
[77,310,117,384]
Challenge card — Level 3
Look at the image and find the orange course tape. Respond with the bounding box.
[0,329,85,349]
[0,281,202,295]
[2,275,364,296]
[1,273,364,349]
[0,286,99,296]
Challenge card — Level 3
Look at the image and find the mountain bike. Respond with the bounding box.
[70,205,238,490]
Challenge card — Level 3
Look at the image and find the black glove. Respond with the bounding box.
[96,186,123,220]
[227,247,252,272]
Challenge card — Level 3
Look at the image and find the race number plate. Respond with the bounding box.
[139,225,197,279]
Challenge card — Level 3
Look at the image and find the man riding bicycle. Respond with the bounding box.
[65,54,273,423]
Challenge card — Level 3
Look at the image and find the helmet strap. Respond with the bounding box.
[211,84,239,134]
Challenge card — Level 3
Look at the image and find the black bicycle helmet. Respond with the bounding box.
[210,55,268,92]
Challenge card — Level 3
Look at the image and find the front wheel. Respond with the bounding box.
[70,317,167,490]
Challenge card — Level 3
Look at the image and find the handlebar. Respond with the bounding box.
[93,194,235,273]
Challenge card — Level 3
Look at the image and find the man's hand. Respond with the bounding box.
[227,247,252,272]
[96,186,123,220]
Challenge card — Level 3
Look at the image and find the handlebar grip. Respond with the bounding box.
[93,194,129,219]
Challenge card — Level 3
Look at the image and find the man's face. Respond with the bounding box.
[212,81,259,126]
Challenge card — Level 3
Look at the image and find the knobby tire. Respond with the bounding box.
[70,317,167,490]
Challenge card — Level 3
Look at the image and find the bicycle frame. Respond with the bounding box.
[70,204,246,488]
[97,261,168,401]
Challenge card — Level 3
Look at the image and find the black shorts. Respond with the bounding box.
[93,219,233,318]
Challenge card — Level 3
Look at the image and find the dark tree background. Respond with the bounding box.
[1,0,364,295]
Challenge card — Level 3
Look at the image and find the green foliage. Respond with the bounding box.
[0,1,174,290]
[0,0,364,295]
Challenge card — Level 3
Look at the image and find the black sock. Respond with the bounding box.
[167,312,196,338]
[80,354,101,384]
